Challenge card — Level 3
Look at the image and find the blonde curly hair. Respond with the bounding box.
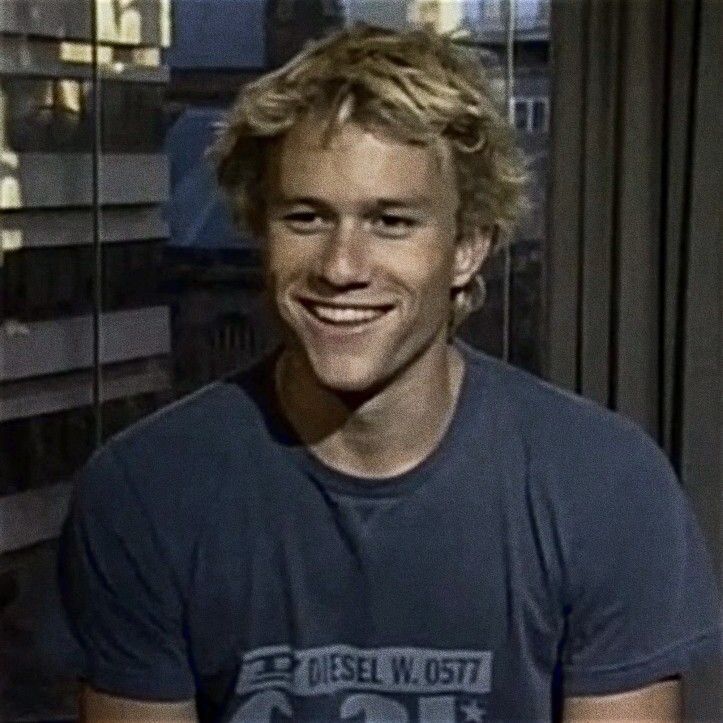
[211,23,528,330]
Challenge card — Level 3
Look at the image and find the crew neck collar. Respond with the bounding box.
[226,340,486,498]
[287,341,480,498]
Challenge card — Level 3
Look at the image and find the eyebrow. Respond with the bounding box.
[272,195,434,210]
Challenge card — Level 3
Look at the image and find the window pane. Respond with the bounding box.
[456,0,550,374]
[532,98,547,132]
[0,6,98,719]
[0,0,170,717]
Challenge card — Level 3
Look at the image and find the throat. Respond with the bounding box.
[275,346,466,480]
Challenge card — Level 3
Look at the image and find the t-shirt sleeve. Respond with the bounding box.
[559,430,722,696]
[58,443,196,700]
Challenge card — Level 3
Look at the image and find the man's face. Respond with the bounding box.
[263,116,482,393]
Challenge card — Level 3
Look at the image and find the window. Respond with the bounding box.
[514,99,529,130]
[531,97,549,132]
[509,96,550,134]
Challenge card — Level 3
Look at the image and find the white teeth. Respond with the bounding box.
[310,305,387,323]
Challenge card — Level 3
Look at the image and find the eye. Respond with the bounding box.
[371,215,418,237]
[282,211,330,233]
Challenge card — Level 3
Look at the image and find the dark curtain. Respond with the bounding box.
[546,0,720,716]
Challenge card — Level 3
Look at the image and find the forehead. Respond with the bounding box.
[267,116,457,208]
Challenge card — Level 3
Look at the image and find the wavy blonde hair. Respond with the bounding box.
[211,23,528,329]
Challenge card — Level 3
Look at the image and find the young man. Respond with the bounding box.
[59,25,720,721]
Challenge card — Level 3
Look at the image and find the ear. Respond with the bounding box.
[452,227,493,288]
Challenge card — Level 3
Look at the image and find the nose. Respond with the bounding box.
[314,219,370,288]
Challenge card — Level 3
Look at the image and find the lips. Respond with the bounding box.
[297,298,394,327]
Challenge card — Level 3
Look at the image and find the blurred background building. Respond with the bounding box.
[0,1,550,719]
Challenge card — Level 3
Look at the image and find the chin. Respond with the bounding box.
[306,351,390,395]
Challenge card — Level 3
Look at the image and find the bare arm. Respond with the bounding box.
[563,678,682,722]
[79,685,198,723]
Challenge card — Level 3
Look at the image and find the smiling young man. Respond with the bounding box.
[59,25,720,722]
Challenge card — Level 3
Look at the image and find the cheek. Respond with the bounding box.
[264,236,306,287]
[392,244,456,299]
[262,256,293,309]
[264,233,286,271]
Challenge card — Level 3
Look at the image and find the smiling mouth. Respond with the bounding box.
[298,300,394,327]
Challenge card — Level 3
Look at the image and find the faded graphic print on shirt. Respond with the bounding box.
[226,645,493,722]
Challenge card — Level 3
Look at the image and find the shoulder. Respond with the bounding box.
[69,354,278,538]
[457,342,694,575]
[112,358,271,459]
[459,342,675,495]
[459,344,720,597]
[104,351,277,471]
[459,347,721,688]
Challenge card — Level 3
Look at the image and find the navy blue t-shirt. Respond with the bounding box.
[59,343,721,721]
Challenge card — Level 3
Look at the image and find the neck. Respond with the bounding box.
[275,341,466,479]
